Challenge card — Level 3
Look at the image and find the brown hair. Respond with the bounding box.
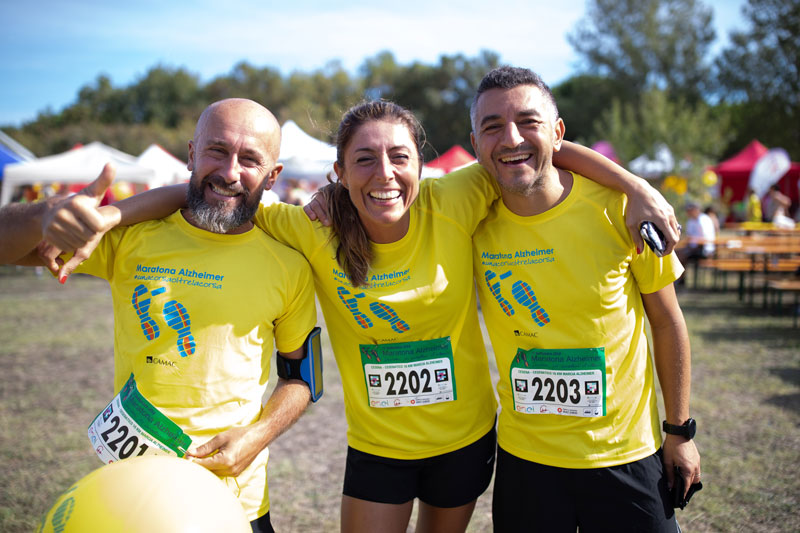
[326,100,425,287]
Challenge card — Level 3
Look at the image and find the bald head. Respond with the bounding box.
[194,98,281,160]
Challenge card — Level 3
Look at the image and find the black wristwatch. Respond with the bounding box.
[663,418,696,440]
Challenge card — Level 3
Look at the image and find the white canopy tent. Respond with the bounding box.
[278,120,336,183]
[628,144,675,180]
[136,144,191,184]
[1,142,164,206]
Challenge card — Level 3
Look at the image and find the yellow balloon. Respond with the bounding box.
[702,169,718,187]
[38,456,251,533]
[111,181,134,201]
[664,175,688,196]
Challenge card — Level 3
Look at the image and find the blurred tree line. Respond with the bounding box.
[3,0,797,176]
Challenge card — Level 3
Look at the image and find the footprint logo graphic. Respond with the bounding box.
[370,302,410,333]
[337,287,373,329]
[132,284,159,340]
[511,280,550,327]
[164,300,196,357]
[484,270,515,316]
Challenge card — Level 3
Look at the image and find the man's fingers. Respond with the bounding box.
[81,163,116,204]
[44,219,93,251]
[682,470,696,498]
[35,241,63,275]
[43,196,105,242]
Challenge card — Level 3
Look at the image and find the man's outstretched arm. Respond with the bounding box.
[0,164,117,266]
[0,198,56,264]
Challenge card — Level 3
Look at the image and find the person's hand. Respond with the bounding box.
[301,187,333,226]
[35,240,65,278]
[39,228,106,283]
[40,164,120,282]
[185,425,265,477]
[625,180,680,255]
[42,164,119,250]
[662,434,701,499]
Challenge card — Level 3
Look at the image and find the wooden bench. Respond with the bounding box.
[696,257,800,304]
[766,279,800,327]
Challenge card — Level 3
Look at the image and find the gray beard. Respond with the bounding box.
[185,172,263,233]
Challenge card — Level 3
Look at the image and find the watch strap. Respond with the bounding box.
[662,418,695,439]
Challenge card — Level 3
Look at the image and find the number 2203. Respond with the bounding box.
[530,377,581,404]
[100,415,150,459]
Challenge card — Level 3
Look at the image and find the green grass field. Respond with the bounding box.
[1,266,798,532]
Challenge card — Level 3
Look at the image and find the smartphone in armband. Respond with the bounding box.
[276,327,323,402]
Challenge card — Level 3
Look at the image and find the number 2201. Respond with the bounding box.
[100,415,150,459]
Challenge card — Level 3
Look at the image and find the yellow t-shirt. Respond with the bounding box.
[472,173,683,469]
[76,211,316,520]
[255,164,499,459]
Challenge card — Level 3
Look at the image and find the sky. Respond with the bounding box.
[1,0,749,128]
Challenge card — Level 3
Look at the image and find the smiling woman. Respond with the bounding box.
[254,100,502,533]
[335,120,420,244]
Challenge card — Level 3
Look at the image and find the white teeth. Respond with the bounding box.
[210,184,238,197]
[500,154,529,163]
[370,190,401,200]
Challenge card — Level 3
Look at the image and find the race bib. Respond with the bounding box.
[361,337,456,408]
[88,374,192,463]
[510,348,606,417]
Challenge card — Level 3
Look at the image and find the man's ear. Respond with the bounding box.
[187,140,195,171]
[264,163,283,191]
[470,132,478,160]
[552,119,566,152]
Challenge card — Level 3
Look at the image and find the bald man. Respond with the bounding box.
[0,99,317,532]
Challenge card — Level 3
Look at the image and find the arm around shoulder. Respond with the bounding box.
[554,141,680,253]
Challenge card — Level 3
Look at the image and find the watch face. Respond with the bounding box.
[686,418,697,439]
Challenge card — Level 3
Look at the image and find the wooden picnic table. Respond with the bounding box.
[679,233,800,306]
[766,279,800,327]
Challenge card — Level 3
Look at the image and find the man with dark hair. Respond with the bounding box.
[470,66,700,532]
[0,99,318,533]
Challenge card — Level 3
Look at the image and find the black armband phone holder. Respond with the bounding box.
[276,327,323,402]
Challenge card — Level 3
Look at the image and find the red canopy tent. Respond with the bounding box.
[426,145,476,173]
[712,140,800,206]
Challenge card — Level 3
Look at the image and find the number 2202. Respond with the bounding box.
[386,368,434,395]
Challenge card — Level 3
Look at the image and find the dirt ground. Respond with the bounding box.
[2,267,798,532]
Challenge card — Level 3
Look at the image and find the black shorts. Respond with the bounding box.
[342,425,496,508]
[492,446,677,533]
[250,512,274,533]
